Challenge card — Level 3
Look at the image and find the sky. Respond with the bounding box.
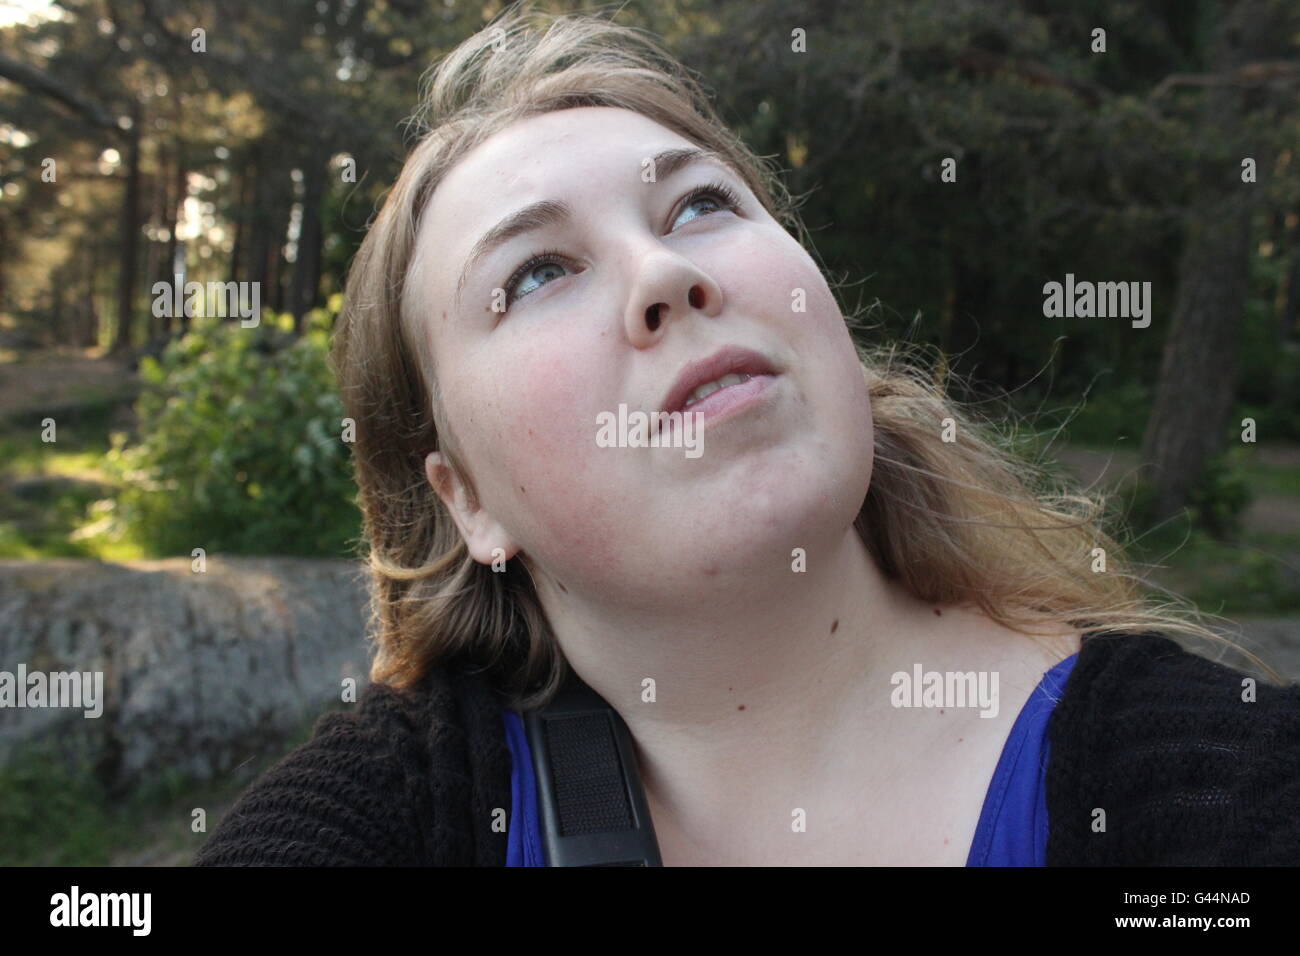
[0,0,60,29]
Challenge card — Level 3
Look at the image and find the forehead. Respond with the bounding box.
[430,106,692,226]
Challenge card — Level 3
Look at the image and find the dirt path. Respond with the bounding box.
[0,348,137,419]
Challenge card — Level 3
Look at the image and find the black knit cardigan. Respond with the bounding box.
[193,632,1300,866]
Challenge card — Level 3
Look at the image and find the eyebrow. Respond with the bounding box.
[453,146,733,306]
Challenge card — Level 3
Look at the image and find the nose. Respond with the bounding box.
[622,249,723,347]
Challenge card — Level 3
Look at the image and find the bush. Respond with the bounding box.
[1058,379,1152,447]
[1185,445,1254,540]
[1242,340,1300,441]
[1118,444,1253,542]
[104,310,361,557]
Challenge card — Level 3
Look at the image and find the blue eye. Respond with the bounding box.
[670,181,743,229]
[500,181,743,308]
[501,248,572,305]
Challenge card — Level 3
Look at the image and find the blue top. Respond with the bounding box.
[502,706,546,867]
[965,652,1077,866]
[503,652,1079,867]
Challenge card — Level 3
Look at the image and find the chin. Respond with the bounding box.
[677,461,869,567]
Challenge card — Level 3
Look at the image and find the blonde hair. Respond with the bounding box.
[330,1,1280,711]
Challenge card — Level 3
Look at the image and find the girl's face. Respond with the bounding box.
[410,106,873,609]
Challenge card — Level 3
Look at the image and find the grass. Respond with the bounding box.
[1118,520,1300,616]
[1033,429,1300,615]
[0,392,147,560]
[0,705,341,867]
[0,740,118,866]
[1243,460,1300,497]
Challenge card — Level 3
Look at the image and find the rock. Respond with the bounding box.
[0,557,372,796]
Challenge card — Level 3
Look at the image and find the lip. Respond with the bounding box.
[656,345,779,436]
[671,373,778,436]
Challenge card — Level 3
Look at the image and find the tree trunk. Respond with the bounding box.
[86,233,101,348]
[290,155,325,332]
[0,214,7,321]
[162,138,187,336]
[269,199,289,315]
[247,148,293,320]
[51,269,66,347]
[110,100,143,356]
[228,157,250,283]
[144,140,166,343]
[1138,0,1270,530]
[247,147,273,292]
[1282,206,1300,342]
[1140,195,1253,525]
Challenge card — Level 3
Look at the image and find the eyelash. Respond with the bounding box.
[500,180,744,306]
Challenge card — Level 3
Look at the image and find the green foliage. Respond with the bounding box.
[0,739,114,866]
[1119,445,1254,541]
[1206,547,1298,614]
[0,394,130,559]
[105,311,361,557]
[1125,525,1300,617]
[1115,475,1158,536]
[1058,380,1152,447]
[0,706,336,865]
[1240,343,1300,443]
[1186,447,1255,539]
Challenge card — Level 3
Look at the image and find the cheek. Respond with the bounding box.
[737,232,867,400]
[731,228,848,347]
[454,338,629,571]
[744,231,874,480]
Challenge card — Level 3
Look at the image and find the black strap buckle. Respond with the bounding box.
[523,673,663,866]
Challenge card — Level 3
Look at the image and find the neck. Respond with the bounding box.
[533,523,939,857]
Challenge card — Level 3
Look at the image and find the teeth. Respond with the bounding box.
[682,372,752,409]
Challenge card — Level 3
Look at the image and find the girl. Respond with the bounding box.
[196,2,1299,867]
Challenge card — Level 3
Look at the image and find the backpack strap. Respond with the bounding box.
[523,672,663,866]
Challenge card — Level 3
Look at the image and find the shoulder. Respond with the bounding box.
[1046,630,1300,865]
[194,664,512,867]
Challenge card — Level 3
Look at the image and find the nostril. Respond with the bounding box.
[645,304,662,332]
[688,285,704,309]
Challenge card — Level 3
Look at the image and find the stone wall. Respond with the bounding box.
[0,557,372,795]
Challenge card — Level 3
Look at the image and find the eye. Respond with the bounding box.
[499,180,744,309]
[670,180,743,230]
[501,247,572,306]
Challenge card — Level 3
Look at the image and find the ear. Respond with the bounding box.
[425,451,520,566]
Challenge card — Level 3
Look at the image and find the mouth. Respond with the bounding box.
[656,345,778,433]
